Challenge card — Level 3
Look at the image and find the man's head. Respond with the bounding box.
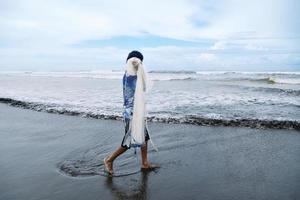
[126,50,143,63]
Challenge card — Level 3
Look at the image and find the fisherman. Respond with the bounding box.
[103,51,158,175]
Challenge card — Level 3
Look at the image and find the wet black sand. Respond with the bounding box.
[0,103,299,200]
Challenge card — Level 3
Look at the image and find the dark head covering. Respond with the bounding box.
[126,50,143,63]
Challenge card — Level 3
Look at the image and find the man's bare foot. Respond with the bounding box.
[141,162,159,170]
[103,156,113,175]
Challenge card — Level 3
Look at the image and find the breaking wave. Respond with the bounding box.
[237,77,300,85]
[1,97,299,130]
[1,71,299,84]
[148,70,197,74]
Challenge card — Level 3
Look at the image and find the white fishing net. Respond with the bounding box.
[125,58,157,151]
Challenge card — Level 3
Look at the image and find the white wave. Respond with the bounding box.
[196,71,300,75]
[273,78,300,85]
[1,70,299,83]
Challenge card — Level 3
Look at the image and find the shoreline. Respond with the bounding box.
[1,97,299,130]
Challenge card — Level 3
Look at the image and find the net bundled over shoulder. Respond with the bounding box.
[121,72,149,149]
[120,57,157,151]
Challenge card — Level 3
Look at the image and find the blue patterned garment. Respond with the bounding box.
[121,72,150,149]
[122,72,137,120]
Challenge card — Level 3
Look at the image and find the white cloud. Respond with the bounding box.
[210,41,226,50]
[2,0,296,44]
[0,0,299,71]
[0,45,299,71]
[199,53,215,61]
[0,0,199,46]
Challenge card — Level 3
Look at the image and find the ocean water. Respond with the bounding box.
[0,70,299,129]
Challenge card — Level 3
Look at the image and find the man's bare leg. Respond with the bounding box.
[141,141,159,169]
[141,141,149,168]
[104,146,127,174]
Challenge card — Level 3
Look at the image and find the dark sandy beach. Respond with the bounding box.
[0,103,299,200]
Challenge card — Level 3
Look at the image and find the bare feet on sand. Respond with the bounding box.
[103,156,113,175]
[141,162,159,170]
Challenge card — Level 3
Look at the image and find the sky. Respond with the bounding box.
[0,0,299,71]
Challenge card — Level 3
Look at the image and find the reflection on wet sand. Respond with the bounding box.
[105,171,151,200]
